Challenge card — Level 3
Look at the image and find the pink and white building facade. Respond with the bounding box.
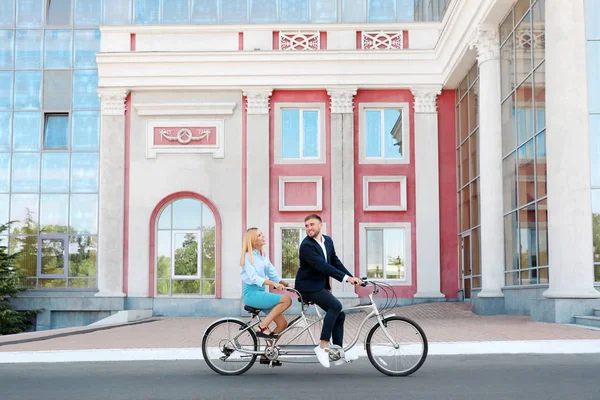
[7,0,600,329]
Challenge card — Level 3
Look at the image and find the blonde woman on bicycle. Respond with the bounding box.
[240,228,292,339]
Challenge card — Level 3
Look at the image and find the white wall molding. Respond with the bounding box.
[278,176,323,211]
[362,176,407,212]
[358,102,410,165]
[133,102,237,116]
[145,119,224,159]
[273,102,326,164]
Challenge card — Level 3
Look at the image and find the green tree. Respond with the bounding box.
[281,229,301,279]
[172,233,200,294]
[0,222,41,335]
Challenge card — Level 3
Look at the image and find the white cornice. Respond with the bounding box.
[133,102,237,116]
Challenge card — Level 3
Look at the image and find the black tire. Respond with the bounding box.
[202,319,258,376]
[365,316,428,377]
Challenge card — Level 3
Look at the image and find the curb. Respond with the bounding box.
[2,339,600,363]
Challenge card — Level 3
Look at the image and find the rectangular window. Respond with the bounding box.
[366,228,405,280]
[281,227,306,279]
[281,109,320,160]
[359,103,409,164]
[44,113,68,149]
[47,0,72,26]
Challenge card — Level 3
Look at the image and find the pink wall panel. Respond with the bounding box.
[367,181,402,207]
[284,181,318,207]
[153,126,217,146]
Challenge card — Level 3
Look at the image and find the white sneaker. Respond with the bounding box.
[314,345,330,368]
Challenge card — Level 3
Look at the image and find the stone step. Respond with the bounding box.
[574,316,600,328]
[594,308,600,317]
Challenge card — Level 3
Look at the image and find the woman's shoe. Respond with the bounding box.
[256,324,279,338]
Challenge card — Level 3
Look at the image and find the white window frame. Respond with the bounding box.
[363,175,407,211]
[359,102,410,164]
[279,175,323,211]
[359,222,411,285]
[171,230,202,279]
[274,222,327,282]
[274,103,326,164]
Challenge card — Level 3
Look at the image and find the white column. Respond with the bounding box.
[411,88,445,299]
[96,88,129,297]
[543,1,600,298]
[328,87,358,299]
[469,28,505,298]
[243,89,272,237]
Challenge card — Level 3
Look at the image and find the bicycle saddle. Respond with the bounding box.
[296,298,314,306]
[244,305,262,314]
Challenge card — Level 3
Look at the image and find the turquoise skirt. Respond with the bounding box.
[243,283,282,313]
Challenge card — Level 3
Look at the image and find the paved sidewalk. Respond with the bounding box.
[1,303,600,362]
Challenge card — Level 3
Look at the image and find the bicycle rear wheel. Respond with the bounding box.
[202,319,258,376]
[365,316,428,376]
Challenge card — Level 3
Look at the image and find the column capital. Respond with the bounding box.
[98,88,129,116]
[327,87,358,114]
[411,87,442,113]
[243,89,273,115]
[468,27,500,64]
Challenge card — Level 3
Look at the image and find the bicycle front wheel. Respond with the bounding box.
[365,316,428,377]
[202,319,258,376]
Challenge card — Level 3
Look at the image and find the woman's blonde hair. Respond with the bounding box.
[239,227,265,266]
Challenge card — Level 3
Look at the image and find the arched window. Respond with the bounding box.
[151,194,220,297]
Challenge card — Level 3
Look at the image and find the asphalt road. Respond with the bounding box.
[1,355,599,400]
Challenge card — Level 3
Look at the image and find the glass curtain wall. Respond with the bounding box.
[0,0,101,289]
[456,63,480,298]
[500,0,547,287]
[585,0,600,283]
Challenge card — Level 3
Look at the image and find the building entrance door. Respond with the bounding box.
[460,233,472,300]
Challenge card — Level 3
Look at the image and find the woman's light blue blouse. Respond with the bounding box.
[240,250,282,287]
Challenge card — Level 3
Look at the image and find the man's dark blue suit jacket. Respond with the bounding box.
[294,234,353,293]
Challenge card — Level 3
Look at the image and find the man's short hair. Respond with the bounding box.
[304,214,322,223]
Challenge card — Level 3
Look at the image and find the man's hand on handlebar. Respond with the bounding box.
[347,276,364,286]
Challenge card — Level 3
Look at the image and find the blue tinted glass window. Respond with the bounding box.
[586,0,600,39]
[250,0,277,23]
[162,0,190,24]
[281,0,308,22]
[15,29,42,69]
[0,71,12,110]
[103,0,131,25]
[221,0,248,24]
[368,0,396,22]
[74,30,100,68]
[365,110,381,157]
[135,0,160,24]
[40,194,69,232]
[0,194,7,224]
[47,0,71,25]
[44,30,72,69]
[397,0,415,22]
[191,0,218,23]
[14,70,42,110]
[310,0,337,22]
[281,109,300,159]
[70,152,98,192]
[41,152,69,192]
[72,70,99,109]
[0,0,14,28]
[0,152,9,192]
[172,198,202,229]
[0,112,11,150]
[69,194,97,234]
[16,0,44,28]
[302,110,318,157]
[71,111,99,150]
[74,0,101,27]
[591,116,600,187]
[343,0,366,22]
[44,114,68,149]
[13,112,41,150]
[588,41,600,114]
[0,30,14,69]
[11,152,40,192]
[383,109,402,158]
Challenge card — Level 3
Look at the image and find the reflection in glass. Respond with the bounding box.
[157,230,171,278]
[471,227,481,277]
[202,230,215,278]
[593,190,600,264]
[0,0,14,28]
[514,11,532,84]
[471,180,479,227]
[282,109,300,159]
[40,194,68,233]
[517,140,535,206]
[14,70,42,110]
[342,0,365,22]
[13,112,41,150]
[220,0,247,23]
[503,151,517,213]
[172,198,202,229]
[68,235,97,277]
[15,29,42,68]
[0,153,9,192]
[250,0,277,23]
[71,153,99,192]
[0,112,10,150]
[592,117,600,187]
[365,110,381,158]
[11,152,40,192]
[469,130,478,179]
[71,111,100,150]
[173,279,200,294]
[10,194,39,234]
[72,70,99,109]
[13,235,38,276]
[157,280,170,295]
[588,41,600,114]
[535,130,546,198]
[504,211,519,272]
[43,70,72,110]
[532,0,545,68]
[191,0,218,24]
[501,96,515,156]
[281,0,309,23]
[534,62,546,132]
[0,194,8,224]
[202,280,215,295]
[70,194,97,234]
[162,0,190,23]
[459,94,468,142]
[103,0,131,25]
[462,185,470,231]
[281,228,303,279]
[0,30,14,69]
[0,72,11,110]
[38,278,66,288]
[44,30,72,69]
[173,232,198,276]
[302,110,319,158]
[202,204,215,229]
[158,204,171,230]
[74,0,101,26]
[135,0,160,24]
[41,238,65,275]
[500,34,515,100]
[384,229,404,279]
[516,77,534,146]
[68,278,96,288]
[384,109,402,158]
[366,229,383,278]
[311,0,337,22]
[47,0,71,25]
[41,152,69,192]
[460,140,468,187]
[368,0,395,22]
[44,114,69,149]
[16,0,44,28]
[537,199,548,265]
[519,205,537,271]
